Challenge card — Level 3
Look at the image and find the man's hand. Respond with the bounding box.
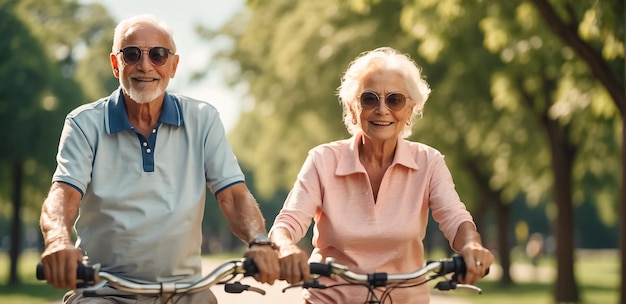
[39,182,83,290]
[243,245,280,285]
[40,241,84,290]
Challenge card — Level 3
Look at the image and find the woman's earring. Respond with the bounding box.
[352,117,358,125]
[405,119,412,126]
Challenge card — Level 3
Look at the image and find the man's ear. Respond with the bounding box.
[110,53,120,78]
[169,54,180,78]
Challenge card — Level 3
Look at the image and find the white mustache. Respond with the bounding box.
[130,73,161,80]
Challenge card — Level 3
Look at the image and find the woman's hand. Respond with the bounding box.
[452,221,494,284]
[277,243,311,284]
[459,242,494,284]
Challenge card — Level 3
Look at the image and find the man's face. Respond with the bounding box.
[110,22,179,104]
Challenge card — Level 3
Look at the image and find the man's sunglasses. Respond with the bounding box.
[359,91,407,111]
[117,46,174,66]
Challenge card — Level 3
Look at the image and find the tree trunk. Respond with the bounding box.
[616,11,626,303]
[9,160,23,286]
[465,159,514,285]
[620,110,626,303]
[545,121,579,303]
[496,202,513,285]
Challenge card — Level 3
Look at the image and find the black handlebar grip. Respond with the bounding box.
[243,258,259,276]
[36,263,46,280]
[452,255,467,275]
[309,263,333,277]
[437,255,490,278]
[36,262,96,283]
[435,255,466,276]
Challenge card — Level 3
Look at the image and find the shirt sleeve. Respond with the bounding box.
[270,150,321,242]
[203,109,245,194]
[52,116,94,195]
[428,155,475,249]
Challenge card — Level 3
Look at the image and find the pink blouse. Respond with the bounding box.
[271,133,474,304]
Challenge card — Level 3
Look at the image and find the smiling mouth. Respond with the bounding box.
[371,121,393,126]
[133,77,158,82]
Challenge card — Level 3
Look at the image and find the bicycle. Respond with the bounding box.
[36,258,266,304]
[283,255,487,304]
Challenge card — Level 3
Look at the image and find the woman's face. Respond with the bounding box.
[355,69,414,144]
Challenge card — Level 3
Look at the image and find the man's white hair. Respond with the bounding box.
[111,14,176,53]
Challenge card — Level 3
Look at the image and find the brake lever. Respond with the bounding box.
[456,283,483,294]
[434,280,482,294]
[224,281,266,295]
[434,279,457,291]
[282,278,328,292]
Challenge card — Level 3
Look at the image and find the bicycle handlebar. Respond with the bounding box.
[37,258,264,296]
[299,255,487,293]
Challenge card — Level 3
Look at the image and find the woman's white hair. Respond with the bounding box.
[337,47,431,138]
[111,14,176,53]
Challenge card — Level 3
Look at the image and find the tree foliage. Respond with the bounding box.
[0,0,117,285]
[0,0,117,214]
[200,0,421,198]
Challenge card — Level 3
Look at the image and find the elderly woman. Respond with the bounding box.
[270,47,493,304]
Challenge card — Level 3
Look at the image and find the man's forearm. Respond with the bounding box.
[231,202,267,243]
[218,183,267,243]
[40,183,80,247]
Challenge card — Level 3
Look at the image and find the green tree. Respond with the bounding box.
[477,1,622,301]
[527,1,625,302]
[0,0,56,285]
[16,0,118,101]
[0,0,117,285]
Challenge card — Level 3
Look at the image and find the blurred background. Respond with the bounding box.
[0,0,623,303]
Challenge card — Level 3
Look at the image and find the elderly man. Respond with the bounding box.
[39,14,279,304]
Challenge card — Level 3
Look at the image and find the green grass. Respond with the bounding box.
[451,250,619,304]
[0,250,619,304]
[0,250,67,304]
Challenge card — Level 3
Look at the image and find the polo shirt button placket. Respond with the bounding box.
[142,141,150,153]
[148,128,157,154]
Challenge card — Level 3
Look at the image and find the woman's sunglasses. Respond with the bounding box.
[117,46,174,66]
[359,91,407,111]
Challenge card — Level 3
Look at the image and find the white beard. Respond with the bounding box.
[127,84,165,104]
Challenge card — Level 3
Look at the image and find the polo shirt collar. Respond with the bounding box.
[106,88,185,134]
[336,132,419,176]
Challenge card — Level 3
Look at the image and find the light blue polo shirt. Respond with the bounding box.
[52,88,245,282]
